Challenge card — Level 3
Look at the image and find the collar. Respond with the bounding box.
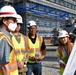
[0,28,12,38]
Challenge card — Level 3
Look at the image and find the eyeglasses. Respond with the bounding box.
[17,23,23,26]
[4,17,17,23]
[9,18,17,23]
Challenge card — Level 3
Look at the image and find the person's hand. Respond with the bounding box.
[29,57,37,61]
[36,56,44,61]
[17,61,24,68]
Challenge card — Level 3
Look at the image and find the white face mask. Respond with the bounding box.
[8,23,17,31]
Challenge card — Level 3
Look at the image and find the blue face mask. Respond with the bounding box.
[8,23,17,31]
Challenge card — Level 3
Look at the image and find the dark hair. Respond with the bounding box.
[0,17,12,25]
[0,18,4,25]
[0,17,17,25]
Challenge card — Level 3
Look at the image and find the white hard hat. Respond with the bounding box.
[27,20,36,28]
[58,30,69,38]
[0,5,17,18]
[17,14,23,24]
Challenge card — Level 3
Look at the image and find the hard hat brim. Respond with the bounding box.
[17,20,23,24]
[58,35,69,38]
[27,25,37,28]
[0,14,18,18]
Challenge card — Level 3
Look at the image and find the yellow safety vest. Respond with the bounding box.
[12,33,26,61]
[0,32,18,75]
[26,34,42,63]
[56,49,67,75]
[56,43,73,75]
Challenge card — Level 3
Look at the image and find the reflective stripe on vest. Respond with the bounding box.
[9,62,18,71]
[0,32,13,47]
[12,33,26,61]
[26,34,42,63]
[29,50,40,53]
[0,32,18,75]
[15,50,26,55]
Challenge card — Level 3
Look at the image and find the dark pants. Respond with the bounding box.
[26,62,42,75]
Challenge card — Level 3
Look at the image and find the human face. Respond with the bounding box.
[29,26,37,35]
[3,17,17,31]
[5,17,17,24]
[59,37,69,44]
[15,23,22,32]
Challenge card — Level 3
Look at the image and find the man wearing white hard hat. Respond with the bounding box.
[26,20,46,75]
[56,30,73,75]
[11,14,28,75]
[0,5,18,75]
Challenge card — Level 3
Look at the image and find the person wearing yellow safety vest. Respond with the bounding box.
[11,14,28,75]
[56,30,73,75]
[0,5,18,75]
[26,20,46,75]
